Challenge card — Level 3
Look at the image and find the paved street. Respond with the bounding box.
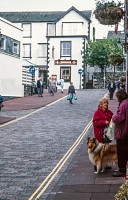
[0,89,124,200]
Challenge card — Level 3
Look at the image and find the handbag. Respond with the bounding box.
[103,126,112,143]
[74,94,77,100]
[106,120,115,140]
[67,94,71,100]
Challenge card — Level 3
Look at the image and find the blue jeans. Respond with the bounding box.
[37,87,43,96]
[69,93,73,103]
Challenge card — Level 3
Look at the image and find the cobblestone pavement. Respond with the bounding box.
[0,89,67,124]
[0,89,124,200]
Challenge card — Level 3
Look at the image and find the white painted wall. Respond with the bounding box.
[56,10,89,36]
[0,17,24,97]
[48,37,85,89]
[0,8,92,92]
[48,9,89,89]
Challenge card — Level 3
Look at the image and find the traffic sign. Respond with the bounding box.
[78,69,83,74]
[29,66,35,74]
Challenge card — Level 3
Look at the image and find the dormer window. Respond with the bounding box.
[62,22,83,35]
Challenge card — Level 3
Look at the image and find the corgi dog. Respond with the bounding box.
[87,137,118,174]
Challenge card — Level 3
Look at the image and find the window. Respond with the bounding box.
[60,67,71,82]
[61,41,71,57]
[22,23,32,38]
[0,36,6,50]
[13,41,20,55]
[47,23,55,36]
[116,65,124,72]
[23,44,31,58]
[38,43,47,57]
[62,22,82,35]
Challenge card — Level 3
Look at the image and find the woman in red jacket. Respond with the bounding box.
[93,98,113,143]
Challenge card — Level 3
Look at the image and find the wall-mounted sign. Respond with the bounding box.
[78,68,83,74]
[29,66,35,74]
[54,60,77,65]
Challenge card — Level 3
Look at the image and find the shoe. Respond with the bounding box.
[112,170,125,177]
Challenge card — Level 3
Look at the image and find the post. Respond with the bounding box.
[78,69,83,89]
[104,67,106,89]
[80,73,82,89]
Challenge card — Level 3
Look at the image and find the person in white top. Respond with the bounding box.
[59,78,64,93]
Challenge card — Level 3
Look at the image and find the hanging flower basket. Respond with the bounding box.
[94,0,124,25]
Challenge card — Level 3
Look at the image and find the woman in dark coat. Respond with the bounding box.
[93,98,113,143]
[112,90,128,177]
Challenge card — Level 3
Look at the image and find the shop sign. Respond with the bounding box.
[54,60,77,65]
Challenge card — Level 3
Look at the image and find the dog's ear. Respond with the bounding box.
[93,138,96,142]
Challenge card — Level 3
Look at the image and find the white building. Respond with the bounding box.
[0,17,24,97]
[0,7,92,90]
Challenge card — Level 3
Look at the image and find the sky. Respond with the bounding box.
[0,0,124,39]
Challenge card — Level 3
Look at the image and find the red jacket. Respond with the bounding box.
[93,107,113,143]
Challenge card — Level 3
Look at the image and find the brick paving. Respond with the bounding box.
[0,89,125,200]
[0,89,67,124]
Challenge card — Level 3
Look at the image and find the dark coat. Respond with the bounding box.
[68,85,75,94]
[112,98,128,139]
[108,81,116,92]
[0,95,3,103]
[37,80,43,88]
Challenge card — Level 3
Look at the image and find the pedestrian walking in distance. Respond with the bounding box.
[0,95,4,111]
[68,82,76,104]
[108,79,116,100]
[37,77,44,97]
[59,78,64,93]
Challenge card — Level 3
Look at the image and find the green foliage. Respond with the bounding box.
[95,0,122,10]
[115,182,128,200]
[84,38,124,71]
[108,38,125,66]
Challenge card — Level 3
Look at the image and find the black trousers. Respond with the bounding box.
[109,89,114,100]
[116,136,128,172]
